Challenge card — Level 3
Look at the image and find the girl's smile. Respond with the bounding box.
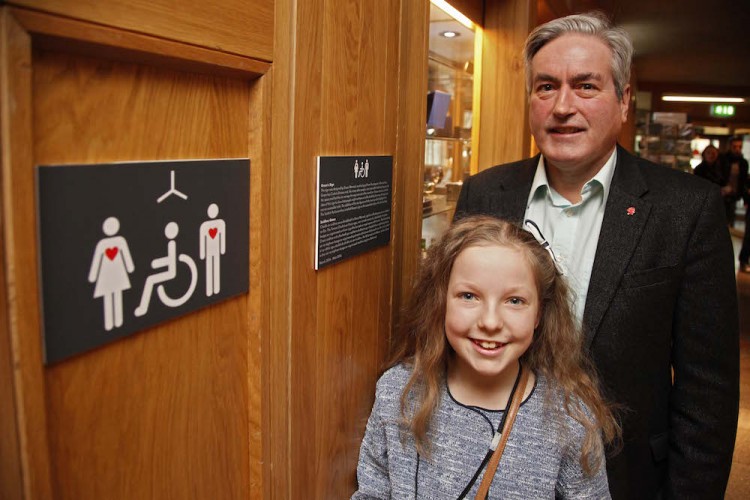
[445,244,540,407]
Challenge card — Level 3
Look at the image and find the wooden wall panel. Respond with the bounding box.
[449,0,484,26]
[478,0,536,170]
[263,5,293,500]
[1,5,268,498]
[247,59,271,498]
[0,257,22,499]
[391,1,429,340]
[12,0,274,61]
[271,0,421,497]
[34,50,253,500]
[0,11,54,499]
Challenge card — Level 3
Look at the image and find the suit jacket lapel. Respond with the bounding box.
[488,155,538,223]
[583,146,651,347]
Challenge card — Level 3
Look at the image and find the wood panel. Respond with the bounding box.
[392,0,430,339]
[247,62,271,500]
[12,0,274,61]
[263,4,293,500]
[478,0,535,170]
[448,0,484,26]
[35,50,253,500]
[0,250,22,499]
[11,7,269,80]
[273,0,412,497]
[1,6,267,498]
[0,11,54,499]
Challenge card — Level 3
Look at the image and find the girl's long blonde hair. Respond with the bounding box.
[389,215,620,474]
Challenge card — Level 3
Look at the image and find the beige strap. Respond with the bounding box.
[474,365,530,500]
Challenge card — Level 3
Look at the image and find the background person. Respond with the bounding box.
[693,144,723,186]
[454,12,739,499]
[719,136,748,227]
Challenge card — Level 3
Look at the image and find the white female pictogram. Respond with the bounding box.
[199,203,226,296]
[88,216,135,331]
[134,221,197,317]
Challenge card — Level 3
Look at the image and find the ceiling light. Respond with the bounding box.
[440,30,460,38]
[662,95,745,103]
[430,0,475,30]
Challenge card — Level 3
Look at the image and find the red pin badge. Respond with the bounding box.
[627,207,635,216]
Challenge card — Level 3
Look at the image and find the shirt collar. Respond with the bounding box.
[527,148,618,207]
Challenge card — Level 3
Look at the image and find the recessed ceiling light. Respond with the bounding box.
[440,30,460,38]
[662,95,745,103]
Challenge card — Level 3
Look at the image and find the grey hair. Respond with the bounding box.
[524,11,633,101]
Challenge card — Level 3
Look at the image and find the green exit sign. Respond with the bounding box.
[711,104,736,117]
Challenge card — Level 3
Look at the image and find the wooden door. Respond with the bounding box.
[0,6,270,498]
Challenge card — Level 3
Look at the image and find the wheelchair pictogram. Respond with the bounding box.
[157,253,198,308]
[134,221,197,317]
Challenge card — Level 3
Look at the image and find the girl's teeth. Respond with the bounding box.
[480,341,498,349]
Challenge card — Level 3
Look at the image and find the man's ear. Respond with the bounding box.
[621,84,632,123]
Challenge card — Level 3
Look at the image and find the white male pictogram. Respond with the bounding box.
[199,203,226,296]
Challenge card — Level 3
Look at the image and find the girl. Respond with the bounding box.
[353,216,619,499]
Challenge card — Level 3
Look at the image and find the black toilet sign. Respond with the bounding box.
[36,159,250,364]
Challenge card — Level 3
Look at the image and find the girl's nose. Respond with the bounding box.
[477,305,503,332]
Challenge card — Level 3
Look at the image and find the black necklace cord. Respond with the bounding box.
[455,363,524,500]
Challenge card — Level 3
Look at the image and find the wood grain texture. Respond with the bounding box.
[478,0,535,170]
[0,11,24,499]
[447,0,484,26]
[0,10,54,499]
[0,13,23,492]
[391,0,429,343]
[11,7,270,80]
[263,4,294,500]
[0,249,22,500]
[274,0,405,497]
[247,68,271,500]
[33,50,253,499]
[11,0,274,61]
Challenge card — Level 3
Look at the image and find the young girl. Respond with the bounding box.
[353,216,619,499]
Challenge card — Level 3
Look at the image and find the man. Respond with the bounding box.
[455,12,739,500]
[726,136,750,271]
[718,135,748,228]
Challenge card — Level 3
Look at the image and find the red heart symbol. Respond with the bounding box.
[209,228,218,239]
[105,247,119,260]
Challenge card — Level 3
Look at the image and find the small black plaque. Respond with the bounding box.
[315,156,393,269]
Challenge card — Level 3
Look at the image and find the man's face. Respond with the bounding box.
[731,140,743,156]
[528,34,630,181]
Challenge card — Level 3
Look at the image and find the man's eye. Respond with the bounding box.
[538,84,554,92]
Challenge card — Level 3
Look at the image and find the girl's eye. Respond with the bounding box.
[459,292,476,301]
[507,297,525,305]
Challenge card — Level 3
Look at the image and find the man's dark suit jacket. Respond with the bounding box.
[454,145,739,499]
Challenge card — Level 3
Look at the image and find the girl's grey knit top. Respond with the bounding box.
[352,363,610,499]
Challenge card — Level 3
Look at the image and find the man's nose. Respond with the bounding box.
[552,86,576,117]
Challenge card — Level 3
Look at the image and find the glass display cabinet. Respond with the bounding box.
[422,1,478,253]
